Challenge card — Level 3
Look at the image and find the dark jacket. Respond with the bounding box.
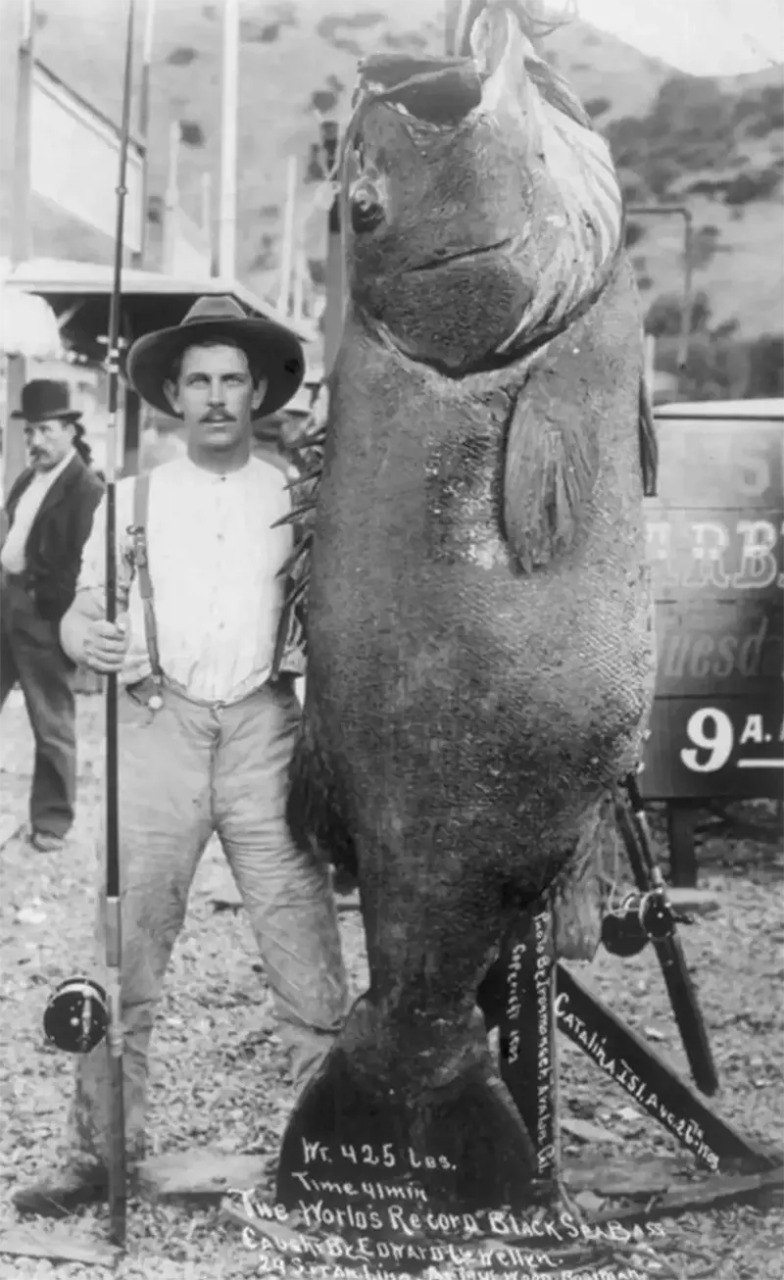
[2,454,104,622]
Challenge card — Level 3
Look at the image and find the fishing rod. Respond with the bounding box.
[102,0,136,1247]
[42,0,136,1250]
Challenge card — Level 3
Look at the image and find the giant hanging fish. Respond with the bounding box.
[277,0,657,1215]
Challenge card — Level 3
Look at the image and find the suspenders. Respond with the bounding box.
[126,473,164,710]
[123,464,302,705]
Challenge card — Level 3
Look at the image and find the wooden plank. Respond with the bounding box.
[564,1153,690,1198]
[588,1165,784,1223]
[0,1229,119,1266]
[556,967,778,1170]
[136,1151,268,1200]
[560,1117,622,1146]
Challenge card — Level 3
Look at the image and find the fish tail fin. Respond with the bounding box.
[276,998,537,1214]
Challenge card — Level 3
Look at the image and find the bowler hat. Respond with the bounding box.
[126,295,305,420]
[11,380,82,425]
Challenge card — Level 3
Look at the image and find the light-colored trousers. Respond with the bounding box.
[67,677,349,1168]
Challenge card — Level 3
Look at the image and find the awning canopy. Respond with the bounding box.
[1,257,319,365]
[0,267,64,360]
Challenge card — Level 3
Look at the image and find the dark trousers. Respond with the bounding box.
[0,576,76,837]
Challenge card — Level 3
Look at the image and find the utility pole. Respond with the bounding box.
[5,0,35,497]
[132,0,155,268]
[277,155,297,316]
[162,121,181,274]
[320,120,343,375]
[217,0,239,278]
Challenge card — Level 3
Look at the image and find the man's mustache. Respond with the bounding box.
[201,410,236,424]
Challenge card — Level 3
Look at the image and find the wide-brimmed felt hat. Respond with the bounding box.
[11,380,83,426]
[126,294,305,420]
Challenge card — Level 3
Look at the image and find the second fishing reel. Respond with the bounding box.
[43,976,108,1054]
[601,889,693,958]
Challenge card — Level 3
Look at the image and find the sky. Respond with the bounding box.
[576,0,783,75]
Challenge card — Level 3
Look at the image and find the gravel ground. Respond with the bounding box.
[1,691,782,1280]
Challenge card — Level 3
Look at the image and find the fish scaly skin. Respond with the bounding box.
[277,2,656,1215]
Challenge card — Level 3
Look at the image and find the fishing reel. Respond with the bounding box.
[601,890,692,958]
[43,976,108,1054]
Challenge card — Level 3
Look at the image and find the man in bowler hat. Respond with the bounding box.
[1,380,103,852]
[14,296,349,1216]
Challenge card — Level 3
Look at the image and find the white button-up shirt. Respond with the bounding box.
[77,454,294,703]
[1,448,76,573]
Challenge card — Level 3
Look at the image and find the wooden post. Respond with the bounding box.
[667,800,698,888]
[161,120,180,274]
[321,120,343,376]
[131,0,155,268]
[277,155,297,315]
[199,170,213,271]
[292,249,305,326]
[217,0,239,278]
[5,0,35,498]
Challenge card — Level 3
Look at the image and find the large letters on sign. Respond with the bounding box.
[641,414,783,799]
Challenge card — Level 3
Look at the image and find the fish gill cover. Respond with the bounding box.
[276,0,658,1229]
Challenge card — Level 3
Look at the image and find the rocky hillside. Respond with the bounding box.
[1,0,782,375]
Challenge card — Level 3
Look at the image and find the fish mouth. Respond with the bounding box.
[406,236,514,274]
[357,5,525,130]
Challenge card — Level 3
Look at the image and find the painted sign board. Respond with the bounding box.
[30,61,145,255]
[640,403,783,800]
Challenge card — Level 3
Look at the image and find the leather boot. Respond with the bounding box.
[13,1163,108,1218]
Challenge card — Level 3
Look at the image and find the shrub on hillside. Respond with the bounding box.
[317,12,384,41]
[734,83,784,136]
[647,159,680,198]
[241,21,282,42]
[655,332,750,401]
[180,122,205,148]
[646,290,713,339]
[167,46,198,66]
[746,334,784,396]
[383,31,429,50]
[646,293,686,338]
[690,225,722,271]
[607,73,740,196]
[625,221,645,248]
[724,168,782,205]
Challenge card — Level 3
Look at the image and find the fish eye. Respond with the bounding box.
[349,177,385,235]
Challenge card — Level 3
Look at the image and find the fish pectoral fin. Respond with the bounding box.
[502,376,599,573]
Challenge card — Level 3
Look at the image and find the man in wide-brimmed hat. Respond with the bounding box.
[14,297,349,1217]
[1,380,103,853]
